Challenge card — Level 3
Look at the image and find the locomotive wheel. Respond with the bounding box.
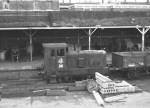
[64,76,69,83]
[48,76,57,83]
[42,74,46,80]
[69,76,73,82]
[56,77,62,83]
[46,78,50,83]
[87,75,92,79]
[42,72,48,80]
[90,75,95,79]
[127,71,137,79]
[127,72,133,79]
[56,76,69,83]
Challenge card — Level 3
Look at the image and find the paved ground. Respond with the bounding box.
[0,77,150,108]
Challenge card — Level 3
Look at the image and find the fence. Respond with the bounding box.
[0,0,59,11]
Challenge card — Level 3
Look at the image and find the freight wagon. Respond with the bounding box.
[111,51,150,79]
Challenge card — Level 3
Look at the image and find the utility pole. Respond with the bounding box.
[23,29,37,62]
[88,26,100,50]
[136,26,150,51]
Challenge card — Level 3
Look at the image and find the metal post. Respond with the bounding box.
[88,27,100,50]
[136,26,150,52]
[77,29,80,52]
[33,0,36,10]
[142,29,145,52]
[23,29,38,62]
[29,34,33,61]
[89,29,91,50]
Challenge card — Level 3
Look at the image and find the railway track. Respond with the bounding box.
[0,67,95,98]
[1,79,76,98]
[0,69,147,98]
[0,69,75,98]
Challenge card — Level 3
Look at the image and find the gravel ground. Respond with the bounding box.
[0,78,150,108]
[0,91,150,108]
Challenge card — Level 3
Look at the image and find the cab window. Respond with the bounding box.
[57,49,65,56]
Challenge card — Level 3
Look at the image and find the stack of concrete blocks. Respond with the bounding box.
[95,72,116,94]
[95,72,135,95]
[115,81,135,93]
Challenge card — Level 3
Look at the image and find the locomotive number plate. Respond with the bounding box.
[58,58,64,68]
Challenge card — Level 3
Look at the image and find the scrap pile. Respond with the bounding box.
[95,72,136,95]
[87,72,142,106]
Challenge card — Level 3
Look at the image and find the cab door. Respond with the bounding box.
[47,49,57,74]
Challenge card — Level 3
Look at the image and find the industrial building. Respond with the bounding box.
[0,1,150,108]
[0,0,150,63]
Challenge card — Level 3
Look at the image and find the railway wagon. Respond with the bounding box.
[144,52,150,73]
[111,51,148,79]
[43,43,108,83]
[144,52,150,67]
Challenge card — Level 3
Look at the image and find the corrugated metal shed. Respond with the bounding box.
[0,11,150,28]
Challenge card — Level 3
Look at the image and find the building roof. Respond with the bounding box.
[0,11,150,29]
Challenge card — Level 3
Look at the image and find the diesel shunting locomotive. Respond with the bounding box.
[42,43,108,83]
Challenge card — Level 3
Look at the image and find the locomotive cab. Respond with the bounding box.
[43,43,68,83]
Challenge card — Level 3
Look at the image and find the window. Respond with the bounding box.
[57,49,65,56]
[51,49,55,56]
[66,48,68,53]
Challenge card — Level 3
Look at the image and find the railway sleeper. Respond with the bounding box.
[47,74,94,84]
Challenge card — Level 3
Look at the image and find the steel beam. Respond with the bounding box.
[88,29,91,50]
[136,26,150,51]
[29,34,33,62]
[23,29,37,61]
[88,26,99,50]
